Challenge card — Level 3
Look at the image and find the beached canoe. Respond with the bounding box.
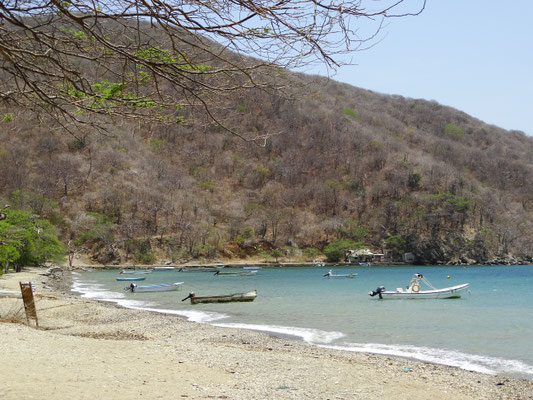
[116,276,146,281]
[182,290,258,304]
[369,273,469,299]
[125,282,184,292]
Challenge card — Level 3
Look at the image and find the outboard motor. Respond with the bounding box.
[369,286,386,299]
[123,283,135,292]
[181,292,195,302]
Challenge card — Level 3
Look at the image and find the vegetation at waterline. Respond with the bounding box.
[0,206,64,275]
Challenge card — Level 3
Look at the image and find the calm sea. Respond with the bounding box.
[72,265,533,380]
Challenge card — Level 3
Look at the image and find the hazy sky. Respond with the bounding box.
[310,0,533,135]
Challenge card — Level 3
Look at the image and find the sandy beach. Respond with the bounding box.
[1,267,532,400]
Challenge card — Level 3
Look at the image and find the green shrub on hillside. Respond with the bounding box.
[302,247,322,260]
[444,124,464,138]
[343,108,360,120]
[270,248,284,262]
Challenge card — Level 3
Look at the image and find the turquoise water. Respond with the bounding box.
[72,265,533,379]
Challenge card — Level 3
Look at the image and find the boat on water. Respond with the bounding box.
[323,270,357,279]
[214,270,258,276]
[369,273,469,299]
[178,266,225,272]
[116,276,146,281]
[181,290,258,304]
[120,269,152,274]
[154,266,175,270]
[125,282,184,292]
[243,266,262,270]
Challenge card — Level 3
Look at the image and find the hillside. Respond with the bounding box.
[2,69,533,265]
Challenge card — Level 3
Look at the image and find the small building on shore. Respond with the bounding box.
[345,249,385,264]
[402,252,416,263]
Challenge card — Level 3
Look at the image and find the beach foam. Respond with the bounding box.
[71,274,227,324]
[134,307,228,323]
[323,342,533,379]
[214,322,345,344]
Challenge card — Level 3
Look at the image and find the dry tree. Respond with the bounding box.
[0,0,426,141]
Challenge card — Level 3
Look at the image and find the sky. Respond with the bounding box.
[308,0,533,135]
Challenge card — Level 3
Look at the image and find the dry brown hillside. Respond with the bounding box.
[2,71,532,265]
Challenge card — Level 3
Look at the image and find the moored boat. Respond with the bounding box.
[154,266,175,270]
[369,273,469,299]
[125,282,184,292]
[178,266,225,272]
[120,269,152,274]
[323,270,357,279]
[116,276,146,281]
[181,290,258,304]
[214,270,257,276]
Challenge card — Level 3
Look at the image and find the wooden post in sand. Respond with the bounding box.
[19,282,39,328]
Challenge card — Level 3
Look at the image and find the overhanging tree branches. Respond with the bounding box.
[0,0,426,141]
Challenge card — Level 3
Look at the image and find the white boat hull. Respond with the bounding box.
[377,283,469,299]
[129,282,184,292]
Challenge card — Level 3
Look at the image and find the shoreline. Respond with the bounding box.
[69,260,533,271]
[1,267,532,399]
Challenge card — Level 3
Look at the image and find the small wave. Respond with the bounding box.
[71,283,125,300]
[134,307,228,323]
[70,274,227,323]
[213,322,345,344]
[322,342,533,378]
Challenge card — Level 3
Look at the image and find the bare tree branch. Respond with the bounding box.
[0,0,426,141]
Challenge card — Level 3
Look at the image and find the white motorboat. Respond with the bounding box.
[125,282,184,292]
[369,273,469,299]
